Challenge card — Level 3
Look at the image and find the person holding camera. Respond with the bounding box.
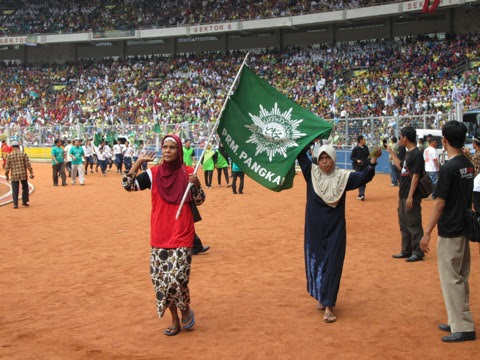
[4,141,34,209]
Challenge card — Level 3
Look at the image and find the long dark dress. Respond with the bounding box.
[298,152,376,307]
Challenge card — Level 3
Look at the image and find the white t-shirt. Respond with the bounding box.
[83,144,93,157]
[124,146,134,158]
[474,173,480,193]
[96,148,106,161]
[113,144,122,155]
[64,144,72,162]
[423,146,438,172]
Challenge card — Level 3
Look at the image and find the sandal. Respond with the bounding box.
[316,303,326,311]
[182,310,195,330]
[163,326,181,336]
[323,312,337,323]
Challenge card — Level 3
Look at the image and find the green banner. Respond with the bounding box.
[217,65,332,191]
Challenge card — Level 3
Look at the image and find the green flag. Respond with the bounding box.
[94,132,103,146]
[217,65,332,191]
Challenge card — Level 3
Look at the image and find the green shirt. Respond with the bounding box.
[69,146,85,165]
[202,150,215,171]
[183,146,194,166]
[216,150,228,168]
[51,146,64,165]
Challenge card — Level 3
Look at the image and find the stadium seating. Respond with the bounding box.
[0,1,400,36]
[1,33,479,147]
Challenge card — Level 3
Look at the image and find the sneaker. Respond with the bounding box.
[239,191,243,194]
[357,196,362,200]
[390,184,397,187]
[360,196,365,201]
[233,191,237,194]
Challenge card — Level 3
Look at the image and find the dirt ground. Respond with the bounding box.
[1,163,479,360]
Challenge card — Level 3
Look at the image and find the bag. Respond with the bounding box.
[190,185,205,223]
[417,173,433,199]
[464,208,480,243]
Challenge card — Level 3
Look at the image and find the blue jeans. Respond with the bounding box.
[390,164,398,185]
[427,171,438,198]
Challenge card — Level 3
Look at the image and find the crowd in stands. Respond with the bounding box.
[0,0,400,36]
[1,33,479,146]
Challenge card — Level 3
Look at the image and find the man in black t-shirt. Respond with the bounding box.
[350,135,370,200]
[420,121,476,343]
[387,127,425,262]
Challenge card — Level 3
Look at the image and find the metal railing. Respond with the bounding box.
[0,113,452,150]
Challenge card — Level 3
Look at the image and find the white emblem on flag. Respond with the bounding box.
[245,103,306,161]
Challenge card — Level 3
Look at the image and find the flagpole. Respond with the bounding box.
[175,52,250,219]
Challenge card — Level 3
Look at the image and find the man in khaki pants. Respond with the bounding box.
[420,121,476,343]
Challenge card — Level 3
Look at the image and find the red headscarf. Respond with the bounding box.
[156,134,191,204]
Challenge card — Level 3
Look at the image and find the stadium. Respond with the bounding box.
[1,1,480,359]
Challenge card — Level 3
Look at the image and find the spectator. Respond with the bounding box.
[5,141,34,208]
[420,121,476,343]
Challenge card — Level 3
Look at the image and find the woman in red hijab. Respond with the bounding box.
[122,134,205,336]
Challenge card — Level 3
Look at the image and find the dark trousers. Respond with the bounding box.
[124,157,132,172]
[115,154,123,172]
[52,163,66,185]
[356,169,366,196]
[12,179,29,206]
[66,161,72,177]
[193,233,203,252]
[204,170,213,187]
[84,156,93,173]
[474,192,480,217]
[217,167,229,185]
[397,196,424,257]
[232,171,244,193]
[99,160,107,174]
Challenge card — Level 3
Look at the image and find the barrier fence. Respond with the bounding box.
[0,113,452,160]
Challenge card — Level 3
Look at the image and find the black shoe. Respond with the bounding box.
[441,332,476,343]
[233,191,237,194]
[53,184,59,186]
[13,205,18,209]
[438,324,451,333]
[405,255,423,262]
[392,253,410,259]
[21,203,29,207]
[193,246,210,255]
[62,183,68,186]
[239,191,243,194]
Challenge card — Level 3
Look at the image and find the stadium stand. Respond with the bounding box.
[0,0,401,36]
[0,33,478,129]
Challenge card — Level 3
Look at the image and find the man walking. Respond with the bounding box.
[387,127,425,262]
[69,139,85,185]
[423,136,439,198]
[51,139,66,186]
[5,141,34,208]
[83,139,94,175]
[420,121,476,343]
[350,135,369,200]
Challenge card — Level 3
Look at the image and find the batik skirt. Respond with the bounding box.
[150,247,192,317]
